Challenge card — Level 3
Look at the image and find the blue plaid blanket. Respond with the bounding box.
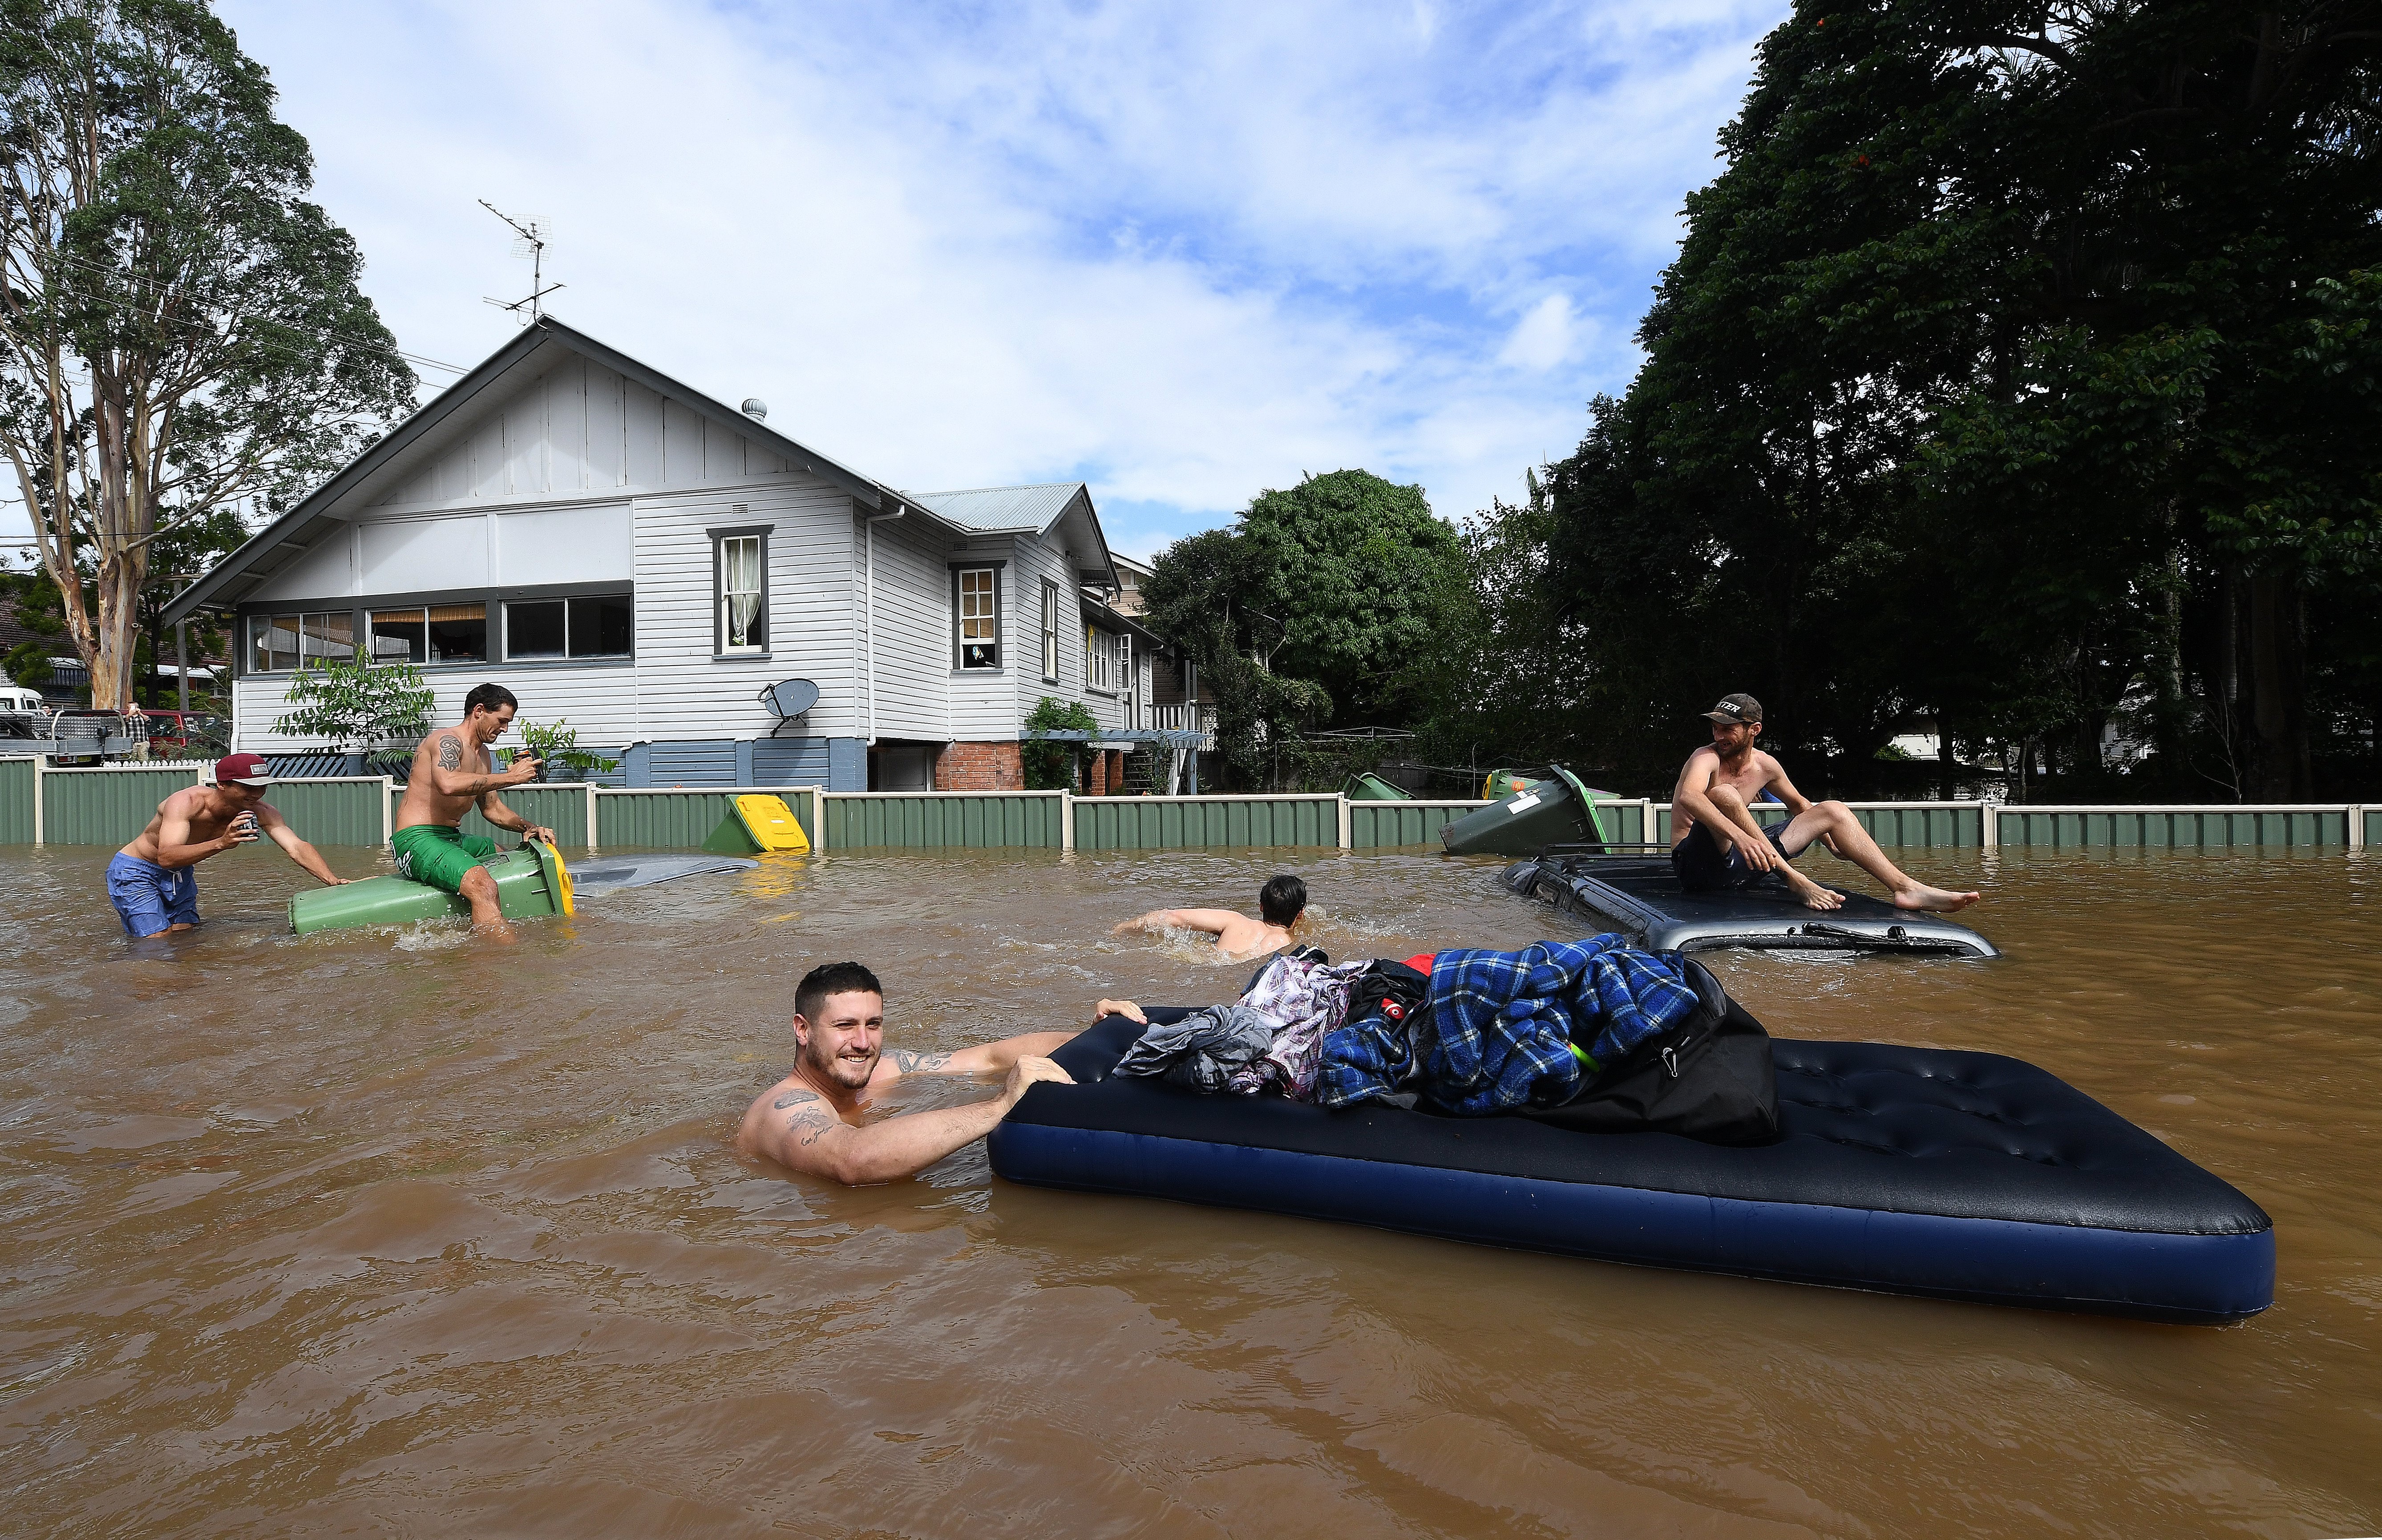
[1423,935,1699,1115]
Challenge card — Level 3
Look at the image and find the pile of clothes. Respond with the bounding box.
[1114,934,1703,1116]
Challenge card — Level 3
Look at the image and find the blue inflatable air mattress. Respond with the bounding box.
[989,1009,2272,1322]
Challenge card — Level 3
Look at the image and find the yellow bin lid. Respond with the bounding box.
[733,794,812,853]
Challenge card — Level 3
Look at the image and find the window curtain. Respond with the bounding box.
[726,539,762,645]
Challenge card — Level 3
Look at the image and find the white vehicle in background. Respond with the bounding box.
[0,683,52,728]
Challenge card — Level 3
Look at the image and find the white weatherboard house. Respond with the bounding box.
[162,317,1197,793]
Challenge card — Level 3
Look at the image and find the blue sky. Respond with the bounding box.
[10,0,1790,561]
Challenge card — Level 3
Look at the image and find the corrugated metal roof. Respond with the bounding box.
[907,482,1085,533]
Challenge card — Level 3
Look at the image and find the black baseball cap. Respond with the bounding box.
[1702,693,1763,725]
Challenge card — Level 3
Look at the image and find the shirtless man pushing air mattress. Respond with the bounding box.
[737,962,1077,1184]
[391,683,556,932]
[1671,693,1978,914]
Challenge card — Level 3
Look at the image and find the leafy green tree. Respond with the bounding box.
[0,0,415,711]
[1141,469,1456,786]
[1532,0,2382,800]
[271,656,431,748]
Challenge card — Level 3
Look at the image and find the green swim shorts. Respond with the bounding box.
[391,825,501,894]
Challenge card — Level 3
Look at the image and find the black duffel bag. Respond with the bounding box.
[1520,957,1779,1145]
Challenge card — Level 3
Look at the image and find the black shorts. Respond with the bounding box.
[1670,819,1794,893]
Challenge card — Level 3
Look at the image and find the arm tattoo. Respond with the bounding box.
[783,1106,835,1147]
[772,1088,819,1110]
[436,735,462,771]
[890,1050,952,1075]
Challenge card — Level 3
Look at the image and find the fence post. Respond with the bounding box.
[1979,800,1998,849]
[1060,790,1075,852]
[31,755,44,847]
[380,776,395,848]
[2350,805,2365,851]
[812,789,830,853]
[1336,794,1352,850]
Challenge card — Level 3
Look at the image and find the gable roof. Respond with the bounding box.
[908,482,1086,534]
[162,316,950,627]
[909,481,1117,590]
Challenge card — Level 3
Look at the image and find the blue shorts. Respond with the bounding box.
[1670,819,1795,893]
[106,853,200,937]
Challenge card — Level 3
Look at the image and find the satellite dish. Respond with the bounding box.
[762,678,819,719]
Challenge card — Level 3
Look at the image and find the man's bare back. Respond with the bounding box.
[1112,874,1310,960]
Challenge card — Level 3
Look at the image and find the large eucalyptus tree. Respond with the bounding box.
[0,0,413,711]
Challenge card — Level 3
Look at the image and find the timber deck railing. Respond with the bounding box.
[3,758,2375,853]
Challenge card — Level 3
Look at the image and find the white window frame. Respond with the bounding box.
[1040,580,1060,682]
[954,565,1001,671]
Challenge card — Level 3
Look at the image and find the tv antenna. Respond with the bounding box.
[479,200,562,322]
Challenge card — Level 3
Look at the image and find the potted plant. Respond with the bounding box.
[515,718,622,782]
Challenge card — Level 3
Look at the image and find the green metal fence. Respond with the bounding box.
[1074,795,1340,851]
[39,765,205,845]
[821,792,1063,850]
[0,757,34,845]
[3,760,2375,855]
[259,778,389,847]
[388,783,593,846]
[1351,800,1489,849]
[591,788,814,849]
[1991,806,2349,849]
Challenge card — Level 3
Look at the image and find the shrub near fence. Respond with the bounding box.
[1,761,2374,853]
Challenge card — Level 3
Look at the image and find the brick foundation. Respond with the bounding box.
[1085,748,1108,796]
[934,740,1025,791]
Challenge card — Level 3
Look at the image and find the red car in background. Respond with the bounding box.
[138,709,225,756]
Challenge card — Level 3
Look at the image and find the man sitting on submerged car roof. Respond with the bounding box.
[736,962,1079,1185]
[1670,693,1980,914]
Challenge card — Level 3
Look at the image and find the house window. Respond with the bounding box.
[716,532,767,653]
[1040,580,1060,682]
[955,566,999,670]
[1120,631,1135,724]
[1086,625,1117,693]
[368,603,486,665]
[248,611,353,672]
[506,594,633,660]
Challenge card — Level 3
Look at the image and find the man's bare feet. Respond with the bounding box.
[1792,879,1845,912]
[1893,882,1980,913]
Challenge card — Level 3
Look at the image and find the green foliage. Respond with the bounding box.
[517,718,620,778]
[1022,696,1097,790]
[270,658,432,748]
[0,0,417,707]
[1510,1,2382,800]
[1141,469,1452,787]
[5,639,51,689]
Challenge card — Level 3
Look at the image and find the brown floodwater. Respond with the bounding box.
[3,839,2378,1538]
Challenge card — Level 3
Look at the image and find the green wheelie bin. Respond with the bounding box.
[1438,764,1616,857]
[290,841,575,935]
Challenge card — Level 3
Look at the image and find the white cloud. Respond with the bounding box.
[1,0,1788,559]
[1499,294,1579,372]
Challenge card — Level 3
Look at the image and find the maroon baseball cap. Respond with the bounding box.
[214,752,272,786]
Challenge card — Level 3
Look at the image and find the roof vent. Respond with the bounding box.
[740,398,768,421]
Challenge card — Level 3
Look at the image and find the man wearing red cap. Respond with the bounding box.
[106,752,350,938]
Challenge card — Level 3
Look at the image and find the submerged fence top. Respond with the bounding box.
[1,760,2374,853]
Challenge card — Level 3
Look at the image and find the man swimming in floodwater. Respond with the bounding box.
[106,752,350,937]
[737,962,1079,1184]
[391,683,557,933]
[1112,873,1307,960]
[1671,693,1979,913]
